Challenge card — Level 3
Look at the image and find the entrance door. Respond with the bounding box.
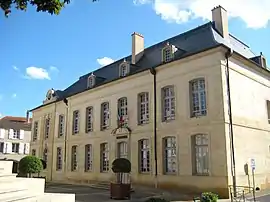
[116,142,129,183]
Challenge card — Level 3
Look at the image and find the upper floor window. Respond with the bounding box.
[138,92,149,125]
[117,97,128,126]
[162,86,175,121]
[58,115,65,137]
[266,100,270,124]
[192,134,209,175]
[85,107,93,133]
[45,118,50,139]
[162,42,178,63]
[100,143,109,172]
[163,137,177,174]
[71,145,78,171]
[85,144,93,172]
[72,110,80,135]
[139,139,150,173]
[33,121,38,141]
[13,130,20,139]
[117,141,128,159]
[190,78,207,117]
[87,73,96,88]
[119,64,129,77]
[56,147,62,171]
[32,149,36,156]
[101,102,110,130]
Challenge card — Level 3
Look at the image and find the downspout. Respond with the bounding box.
[50,102,57,181]
[150,67,158,188]
[225,48,237,197]
[63,98,69,174]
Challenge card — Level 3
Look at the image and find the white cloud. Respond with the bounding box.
[134,0,270,29]
[49,66,59,72]
[12,93,17,98]
[12,65,19,71]
[25,66,51,80]
[97,57,115,66]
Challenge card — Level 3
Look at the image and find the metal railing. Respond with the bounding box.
[229,185,256,202]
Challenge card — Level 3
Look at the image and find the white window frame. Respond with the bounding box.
[43,147,48,165]
[56,147,62,171]
[45,118,50,139]
[87,75,96,88]
[163,136,177,174]
[71,145,78,171]
[190,78,207,117]
[101,102,110,130]
[85,144,93,172]
[117,142,128,159]
[100,143,109,172]
[13,130,20,139]
[33,121,38,141]
[119,64,128,77]
[12,143,19,153]
[138,92,149,125]
[118,97,128,125]
[73,110,79,135]
[139,139,150,173]
[58,115,64,137]
[162,86,175,121]
[85,107,93,133]
[192,134,209,175]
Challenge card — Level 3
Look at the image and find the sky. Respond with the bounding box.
[1,0,270,118]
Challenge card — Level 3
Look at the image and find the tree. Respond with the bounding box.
[0,0,98,17]
[19,156,43,177]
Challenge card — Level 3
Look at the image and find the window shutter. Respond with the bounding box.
[19,130,24,140]
[19,143,24,154]
[0,128,5,139]
[6,142,12,153]
[8,129,13,139]
[25,143,30,154]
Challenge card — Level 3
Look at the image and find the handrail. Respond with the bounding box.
[228,185,256,202]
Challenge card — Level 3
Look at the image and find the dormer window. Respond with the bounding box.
[119,59,130,77]
[87,73,96,88]
[162,42,177,63]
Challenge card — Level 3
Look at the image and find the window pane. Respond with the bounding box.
[164,137,177,174]
[191,79,207,117]
[193,134,209,175]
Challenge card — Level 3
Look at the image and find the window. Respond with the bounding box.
[138,92,149,124]
[87,74,95,88]
[120,64,128,77]
[56,147,62,171]
[13,130,20,139]
[101,102,110,130]
[117,142,128,159]
[192,134,209,175]
[139,139,150,173]
[73,110,80,134]
[32,149,36,156]
[118,97,128,126]
[85,107,93,133]
[163,47,172,62]
[163,137,177,174]
[85,144,93,172]
[12,143,19,153]
[162,86,175,121]
[43,147,48,165]
[33,121,38,141]
[58,115,65,137]
[45,118,50,139]
[71,145,78,171]
[0,142,4,153]
[100,143,109,172]
[190,78,207,117]
[23,144,26,154]
[266,100,270,124]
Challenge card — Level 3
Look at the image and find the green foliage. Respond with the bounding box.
[144,198,169,202]
[0,0,98,17]
[19,156,43,176]
[201,192,219,202]
[111,158,131,174]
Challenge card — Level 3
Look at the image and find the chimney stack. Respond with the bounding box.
[26,110,30,123]
[131,32,144,64]
[212,6,229,40]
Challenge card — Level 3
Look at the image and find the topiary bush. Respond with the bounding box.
[201,192,219,202]
[19,156,43,177]
[111,158,131,184]
[144,198,169,202]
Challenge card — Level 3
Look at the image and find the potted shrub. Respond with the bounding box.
[110,158,131,200]
[201,192,219,202]
[18,156,43,178]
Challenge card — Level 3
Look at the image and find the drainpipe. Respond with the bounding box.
[63,98,69,174]
[225,48,237,197]
[50,102,57,181]
[150,67,158,188]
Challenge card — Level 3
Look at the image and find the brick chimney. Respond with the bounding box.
[212,6,229,40]
[131,32,144,64]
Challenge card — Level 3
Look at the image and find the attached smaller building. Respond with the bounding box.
[0,116,31,171]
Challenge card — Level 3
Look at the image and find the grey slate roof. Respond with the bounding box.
[31,22,263,111]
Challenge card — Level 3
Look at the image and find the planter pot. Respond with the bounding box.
[110,183,131,200]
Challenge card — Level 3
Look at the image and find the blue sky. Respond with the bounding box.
[1,0,270,118]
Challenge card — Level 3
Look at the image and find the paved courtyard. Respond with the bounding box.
[45,183,192,202]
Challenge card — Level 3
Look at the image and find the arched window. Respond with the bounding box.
[87,73,96,88]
